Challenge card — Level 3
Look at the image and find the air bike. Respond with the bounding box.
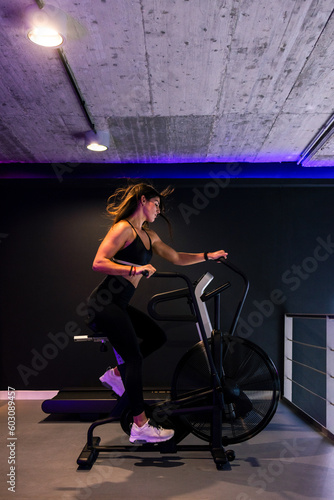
[74,259,280,470]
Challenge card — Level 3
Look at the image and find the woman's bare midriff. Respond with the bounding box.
[123,274,143,288]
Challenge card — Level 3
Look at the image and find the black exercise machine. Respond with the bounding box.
[45,259,280,470]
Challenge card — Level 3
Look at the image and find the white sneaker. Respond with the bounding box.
[99,368,125,396]
[129,420,175,444]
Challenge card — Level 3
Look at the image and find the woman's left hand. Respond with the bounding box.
[208,250,228,261]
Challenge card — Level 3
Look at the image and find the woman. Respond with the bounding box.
[88,182,228,444]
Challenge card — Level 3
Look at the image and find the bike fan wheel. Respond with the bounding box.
[171,335,280,445]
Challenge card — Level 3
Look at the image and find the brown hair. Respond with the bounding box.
[106,182,174,233]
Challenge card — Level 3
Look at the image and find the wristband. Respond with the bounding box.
[133,266,137,276]
[204,252,210,261]
[129,266,133,276]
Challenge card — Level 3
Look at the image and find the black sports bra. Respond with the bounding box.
[113,220,153,266]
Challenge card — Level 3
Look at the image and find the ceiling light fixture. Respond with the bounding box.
[85,130,110,152]
[26,4,67,48]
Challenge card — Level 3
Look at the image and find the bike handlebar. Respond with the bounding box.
[146,259,249,337]
[146,271,198,322]
[144,258,249,291]
[216,258,249,336]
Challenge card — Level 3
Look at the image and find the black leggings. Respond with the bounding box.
[87,276,167,416]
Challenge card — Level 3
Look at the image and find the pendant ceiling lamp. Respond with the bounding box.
[85,130,110,152]
[26,4,67,48]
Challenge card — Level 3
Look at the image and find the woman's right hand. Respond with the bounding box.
[138,264,156,278]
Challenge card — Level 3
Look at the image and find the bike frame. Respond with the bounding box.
[76,259,250,470]
[146,259,250,464]
[148,259,249,399]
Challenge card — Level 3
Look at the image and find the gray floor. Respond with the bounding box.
[1,400,333,500]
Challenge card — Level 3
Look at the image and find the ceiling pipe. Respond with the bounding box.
[298,113,334,166]
[57,48,97,133]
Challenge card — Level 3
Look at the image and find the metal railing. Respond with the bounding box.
[284,314,334,437]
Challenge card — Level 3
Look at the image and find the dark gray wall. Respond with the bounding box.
[1,179,334,390]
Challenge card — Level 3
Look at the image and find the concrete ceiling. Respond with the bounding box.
[1,0,334,176]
